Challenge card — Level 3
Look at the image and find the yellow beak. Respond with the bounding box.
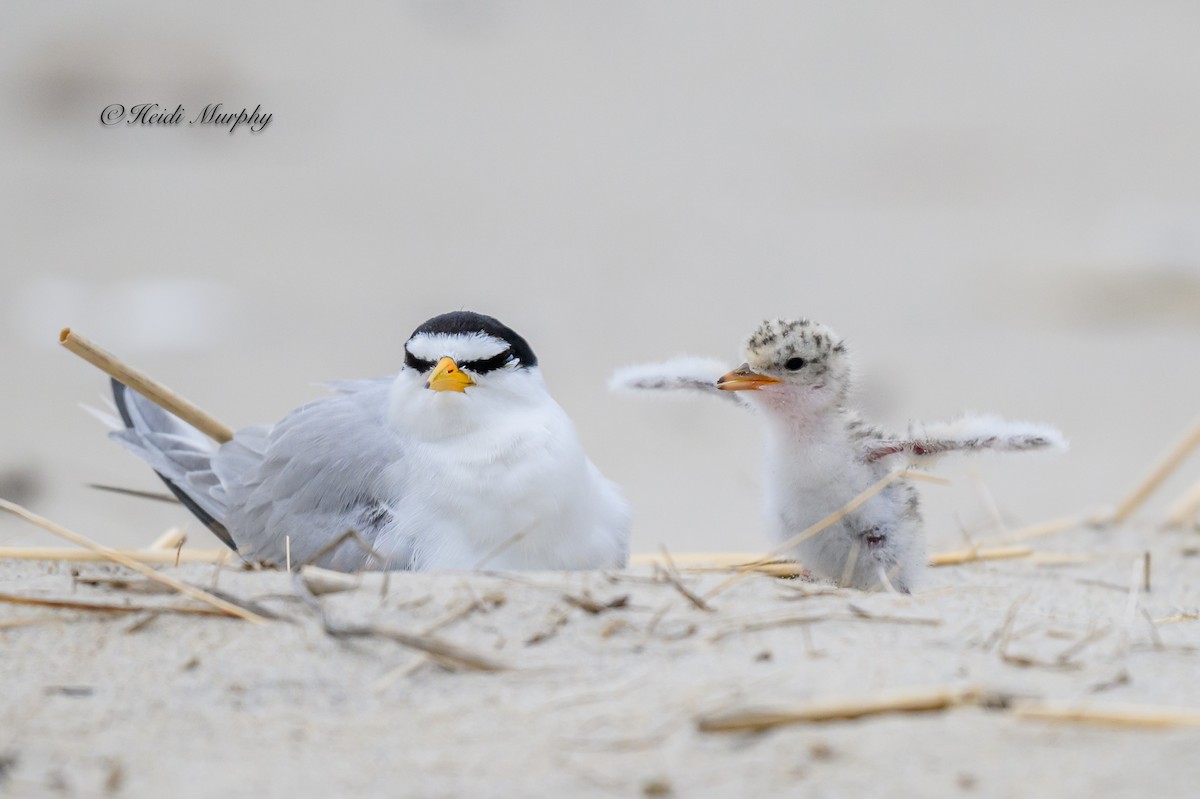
[426,357,475,393]
[716,363,781,391]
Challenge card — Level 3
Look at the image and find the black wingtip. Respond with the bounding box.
[155,479,239,552]
[111,377,135,428]
[110,378,239,553]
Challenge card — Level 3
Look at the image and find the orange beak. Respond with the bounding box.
[426,357,475,392]
[716,363,781,391]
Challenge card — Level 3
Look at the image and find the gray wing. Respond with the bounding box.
[218,378,409,571]
[608,357,740,401]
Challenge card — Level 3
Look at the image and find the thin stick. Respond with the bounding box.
[679,562,805,578]
[1112,415,1200,523]
[838,535,862,587]
[1008,514,1085,542]
[472,528,529,570]
[630,552,768,566]
[59,328,234,443]
[294,574,497,672]
[1030,553,1096,566]
[0,546,229,565]
[709,608,940,642]
[87,483,180,505]
[975,510,1103,549]
[150,528,186,550]
[900,471,952,486]
[1155,612,1199,625]
[1165,477,1200,528]
[929,546,1033,567]
[302,529,389,570]
[968,467,1008,538]
[0,592,225,617]
[0,499,265,623]
[655,547,713,612]
[630,551,804,578]
[328,624,503,672]
[0,618,51,630]
[875,563,901,594]
[299,565,361,596]
[697,685,979,733]
[1013,701,1200,728]
[372,593,504,688]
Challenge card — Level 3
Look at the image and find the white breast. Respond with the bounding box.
[762,421,869,532]
[392,407,625,570]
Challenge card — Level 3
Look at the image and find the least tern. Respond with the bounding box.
[612,318,1065,592]
[108,311,630,571]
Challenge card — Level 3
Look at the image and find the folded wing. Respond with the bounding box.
[110,378,408,570]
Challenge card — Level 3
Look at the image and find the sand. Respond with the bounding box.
[2,520,1199,798]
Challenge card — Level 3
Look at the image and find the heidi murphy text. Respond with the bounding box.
[100,103,272,133]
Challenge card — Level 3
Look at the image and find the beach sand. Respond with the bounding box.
[3,521,1199,798]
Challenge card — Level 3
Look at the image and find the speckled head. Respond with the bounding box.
[718,319,853,409]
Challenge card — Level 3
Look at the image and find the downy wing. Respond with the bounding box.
[609,357,739,400]
[864,414,1067,464]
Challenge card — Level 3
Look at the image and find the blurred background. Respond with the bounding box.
[2,2,1198,557]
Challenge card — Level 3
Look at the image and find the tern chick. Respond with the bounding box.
[612,319,1065,592]
[105,311,630,572]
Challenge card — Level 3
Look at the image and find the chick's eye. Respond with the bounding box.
[784,357,806,371]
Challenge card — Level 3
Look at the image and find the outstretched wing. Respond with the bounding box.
[217,378,409,571]
[609,357,738,400]
[864,414,1067,463]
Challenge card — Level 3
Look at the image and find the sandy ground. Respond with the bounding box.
[2,521,1199,798]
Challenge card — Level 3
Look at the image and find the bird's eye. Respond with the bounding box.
[785,357,806,371]
[404,351,435,372]
[458,349,516,375]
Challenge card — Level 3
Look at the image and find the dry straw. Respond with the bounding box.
[1165,477,1200,528]
[634,542,1036,577]
[1112,414,1200,523]
[0,547,229,565]
[697,685,980,733]
[0,499,265,623]
[0,591,226,618]
[1013,701,1200,729]
[630,552,800,577]
[929,545,1032,567]
[59,327,234,443]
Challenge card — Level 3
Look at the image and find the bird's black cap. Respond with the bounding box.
[407,311,538,369]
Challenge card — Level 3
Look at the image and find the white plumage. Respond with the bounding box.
[106,311,630,572]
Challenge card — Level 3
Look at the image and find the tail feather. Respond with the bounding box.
[211,428,268,481]
[109,379,237,551]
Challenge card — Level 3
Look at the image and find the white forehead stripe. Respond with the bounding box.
[406,332,509,362]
